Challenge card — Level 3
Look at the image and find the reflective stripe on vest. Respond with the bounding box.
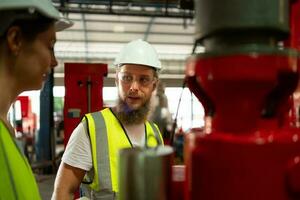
[147,122,162,146]
[83,108,163,195]
[84,112,112,192]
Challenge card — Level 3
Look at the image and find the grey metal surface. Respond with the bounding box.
[118,146,173,200]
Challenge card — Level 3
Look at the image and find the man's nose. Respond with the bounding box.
[130,78,140,90]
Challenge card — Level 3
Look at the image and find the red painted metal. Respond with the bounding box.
[183,1,300,197]
[63,63,107,146]
[290,0,300,51]
[16,96,37,134]
[17,96,30,118]
[185,129,300,200]
[186,54,299,133]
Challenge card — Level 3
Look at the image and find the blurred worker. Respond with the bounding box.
[0,0,71,199]
[52,39,163,200]
[149,81,173,142]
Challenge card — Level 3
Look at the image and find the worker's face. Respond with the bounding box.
[9,23,57,91]
[116,64,157,110]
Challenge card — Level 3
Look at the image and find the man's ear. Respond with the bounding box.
[6,26,23,56]
[152,80,158,92]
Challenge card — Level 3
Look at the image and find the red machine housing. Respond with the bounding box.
[184,54,300,200]
[15,96,37,136]
[183,1,300,199]
[64,63,107,146]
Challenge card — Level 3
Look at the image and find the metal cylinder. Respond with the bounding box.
[118,146,173,200]
[194,0,289,44]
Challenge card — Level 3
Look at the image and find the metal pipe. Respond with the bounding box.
[56,6,193,18]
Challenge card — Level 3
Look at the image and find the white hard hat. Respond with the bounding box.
[114,39,162,70]
[0,0,73,32]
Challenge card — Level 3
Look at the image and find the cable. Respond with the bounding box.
[169,40,198,146]
[170,79,186,146]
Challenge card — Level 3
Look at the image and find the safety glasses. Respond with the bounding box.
[118,72,157,87]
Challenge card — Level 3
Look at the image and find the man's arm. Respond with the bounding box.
[51,163,86,200]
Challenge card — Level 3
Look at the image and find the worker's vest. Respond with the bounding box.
[80,108,163,199]
[0,121,41,200]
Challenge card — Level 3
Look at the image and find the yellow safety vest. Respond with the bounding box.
[0,121,41,200]
[81,108,163,199]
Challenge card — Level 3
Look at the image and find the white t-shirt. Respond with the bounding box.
[62,122,92,171]
[62,120,145,171]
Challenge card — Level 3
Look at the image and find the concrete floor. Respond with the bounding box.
[36,174,56,200]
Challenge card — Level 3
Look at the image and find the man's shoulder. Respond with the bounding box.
[83,108,111,118]
[146,120,156,125]
[83,108,116,124]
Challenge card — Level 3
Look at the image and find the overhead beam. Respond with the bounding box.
[54,0,181,9]
[68,18,195,26]
[57,7,193,18]
[64,29,194,36]
[54,3,194,19]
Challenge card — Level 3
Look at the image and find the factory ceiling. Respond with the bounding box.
[52,0,201,87]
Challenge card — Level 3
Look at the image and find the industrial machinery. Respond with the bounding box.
[184,0,300,199]
[64,63,107,146]
[13,96,37,162]
[63,63,107,198]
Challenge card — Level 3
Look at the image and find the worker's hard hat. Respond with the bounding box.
[114,39,162,70]
[0,0,73,32]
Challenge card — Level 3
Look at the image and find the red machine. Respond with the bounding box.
[13,96,37,162]
[64,63,107,146]
[15,96,37,135]
[184,0,300,199]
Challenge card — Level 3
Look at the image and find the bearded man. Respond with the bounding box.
[52,39,163,200]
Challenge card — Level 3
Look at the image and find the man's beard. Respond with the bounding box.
[115,96,150,125]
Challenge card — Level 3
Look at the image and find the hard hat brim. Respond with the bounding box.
[55,18,73,32]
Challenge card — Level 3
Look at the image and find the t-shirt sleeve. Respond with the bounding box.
[61,121,92,171]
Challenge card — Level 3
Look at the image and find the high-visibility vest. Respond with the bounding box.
[0,121,41,200]
[81,108,163,199]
